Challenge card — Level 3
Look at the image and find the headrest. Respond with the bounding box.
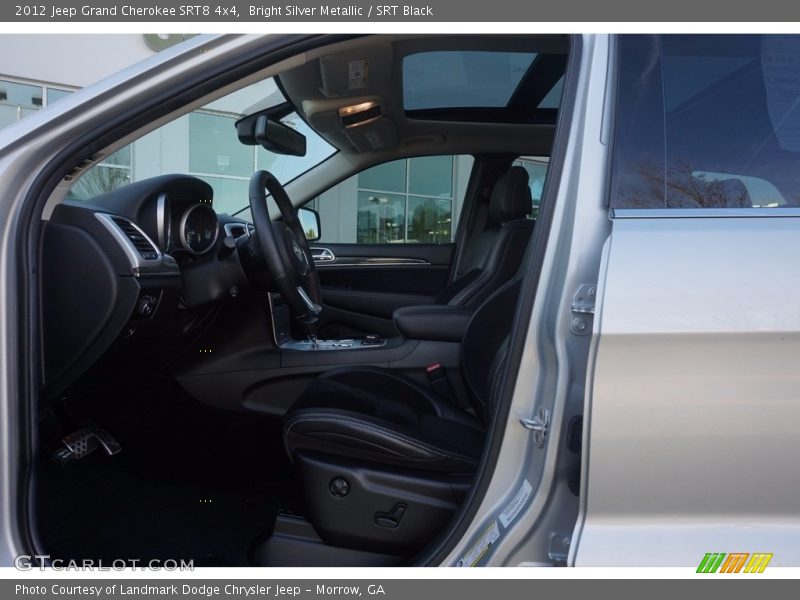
[489,166,533,222]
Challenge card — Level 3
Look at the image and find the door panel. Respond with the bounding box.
[577,216,800,566]
[313,243,454,336]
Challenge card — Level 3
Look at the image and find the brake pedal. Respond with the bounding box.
[51,422,121,465]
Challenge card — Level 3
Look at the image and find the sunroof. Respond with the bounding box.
[537,75,564,109]
[403,51,538,111]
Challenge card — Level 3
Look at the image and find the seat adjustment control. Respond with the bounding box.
[374,503,406,528]
[329,477,350,498]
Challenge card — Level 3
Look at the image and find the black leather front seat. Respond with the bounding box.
[435,165,534,309]
[282,277,523,555]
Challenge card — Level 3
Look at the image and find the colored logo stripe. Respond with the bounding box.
[719,553,749,573]
[697,552,773,573]
[744,553,773,573]
[697,553,726,573]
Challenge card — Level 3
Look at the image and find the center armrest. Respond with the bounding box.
[393,305,474,343]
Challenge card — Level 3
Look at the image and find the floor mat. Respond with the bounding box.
[37,378,294,566]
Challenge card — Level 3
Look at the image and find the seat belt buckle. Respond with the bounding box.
[426,362,446,382]
[426,363,456,403]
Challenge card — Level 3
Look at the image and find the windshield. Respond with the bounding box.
[68,77,336,215]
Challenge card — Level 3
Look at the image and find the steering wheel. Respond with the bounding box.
[248,170,323,324]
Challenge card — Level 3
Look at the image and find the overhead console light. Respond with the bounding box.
[338,101,383,128]
[344,116,398,152]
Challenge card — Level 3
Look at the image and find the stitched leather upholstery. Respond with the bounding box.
[283,279,523,474]
[284,366,484,472]
[435,166,534,309]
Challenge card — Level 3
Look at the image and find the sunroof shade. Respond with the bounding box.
[403,51,538,110]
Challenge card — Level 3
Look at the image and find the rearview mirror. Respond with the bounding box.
[298,206,321,241]
[236,111,307,157]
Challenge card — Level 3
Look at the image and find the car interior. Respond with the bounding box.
[34,34,571,566]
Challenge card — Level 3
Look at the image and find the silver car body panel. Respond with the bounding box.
[573,215,800,565]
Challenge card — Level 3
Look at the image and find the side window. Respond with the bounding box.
[611,35,800,209]
[311,155,474,244]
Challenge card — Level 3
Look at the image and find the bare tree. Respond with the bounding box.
[617,160,751,208]
[68,166,131,200]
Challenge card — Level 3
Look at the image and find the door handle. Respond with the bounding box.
[310,247,336,263]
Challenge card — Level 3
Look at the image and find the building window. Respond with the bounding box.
[188,111,253,215]
[356,156,456,244]
[189,112,253,177]
[0,78,74,129]
[0,78,128,200]
[186,111,336,216]
[46,87,73,104]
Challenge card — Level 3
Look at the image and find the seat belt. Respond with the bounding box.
[425,363,469,409]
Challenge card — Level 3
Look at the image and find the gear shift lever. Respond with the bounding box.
[305,321,320,350]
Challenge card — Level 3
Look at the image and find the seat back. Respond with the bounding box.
[437,166,534,309]
[460,277,523,424]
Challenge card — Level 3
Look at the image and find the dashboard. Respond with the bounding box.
[41,174,254,399]
[149,189,221,258]
[84,174,227,262]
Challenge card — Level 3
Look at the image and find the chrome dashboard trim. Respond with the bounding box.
[179,203,220,256]
[314,257,430,268]
[155,191,170,250]
[94,212,179,277]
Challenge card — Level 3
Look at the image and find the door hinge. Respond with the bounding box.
[570,283,596,336]
[520,407,550,448]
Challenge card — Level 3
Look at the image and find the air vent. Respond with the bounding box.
[111,217,159,260]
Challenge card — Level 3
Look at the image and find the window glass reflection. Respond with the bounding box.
[357,192,406,243]
[612,35,800,209]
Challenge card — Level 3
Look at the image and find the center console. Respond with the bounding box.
[269,293,390,350]
[280,335,387,351]
[175,292,471,416]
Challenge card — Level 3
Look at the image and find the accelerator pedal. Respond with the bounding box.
[52,422,121,465]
